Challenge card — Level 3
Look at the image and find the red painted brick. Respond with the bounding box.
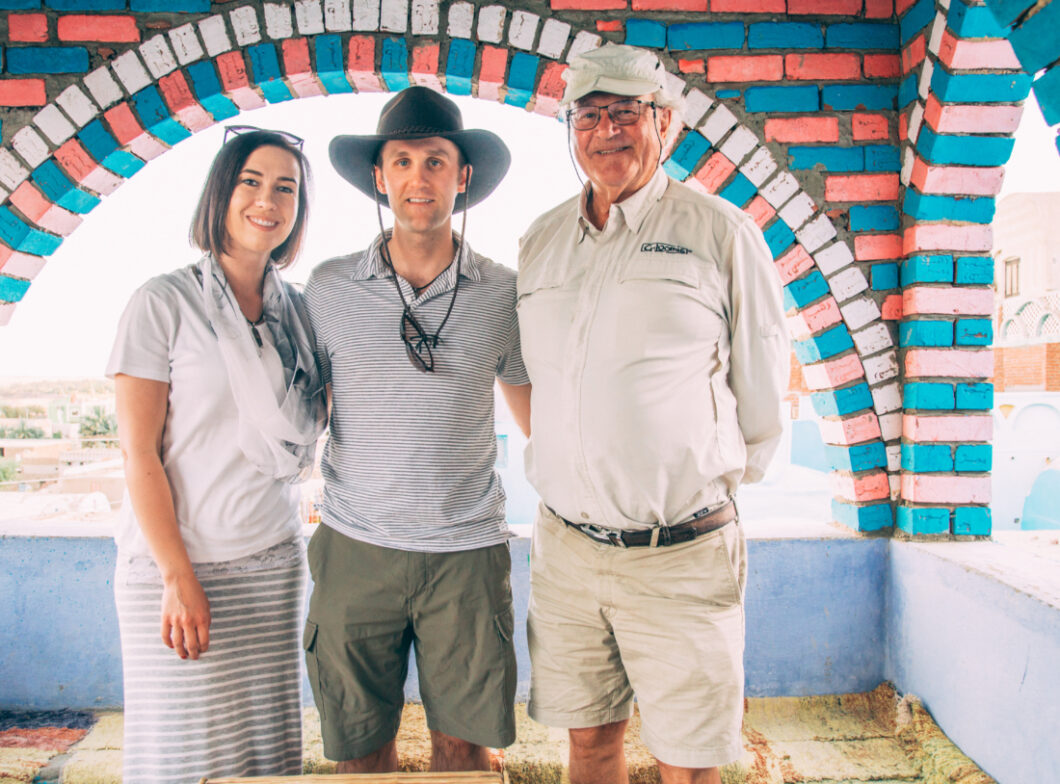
[103,102,146,145]
[57,14,140,42]
[708,55,782,83]
[776,244,815,284]
[479,46,508,84]
[536,61,567,100]
[54,139,99,183]
[854,233,902,260]
[8,13,48,43]
[158,70,198,113]
[551,0,626,8]
[744,195,776,228]
[901,33,925,75]
[765,116,839,143]
[0,79,46,107]
[864,54,899,79]
[596,20,622,32]
[825,173,900,202]
[632,0,707,9]
[216,51,251,90]
[898,110,909,141]
[788,0,861,13]
[895,0,917,14]
[712,0,784,10]
[694,152,736,194]
[679,59,705,74]
[282,37,312,76]
[785,53,861,81]
[881,294,902,320]
[9,181,53,223]
[852,113,890,140]
[411,43,439,75]
[865,0,893,17]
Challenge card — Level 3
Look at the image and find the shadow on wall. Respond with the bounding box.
[1022,469,1060,530]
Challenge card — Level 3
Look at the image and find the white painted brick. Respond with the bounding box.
[761,171,799,209]
[80,166,123,196]
[55,85,97,127]
[169,24,205,65]
[128,135,168,161]
[852,322,893,355]
[814,241,854,276]
[0,303,15,327]
[508,9,538,50]
[879,412,902,441]
[889,473,901,501]
[198,15,233,57]
[537,18,570,60]
[83,66,123,109]
[872,382,902,415]
[786,313,808,340]
[886,444,901,471]
[33,105,76,145]
[663,71,686,102]
[112,50,152,94]
[719,125,757,165]
[446,1,474,37]
[477,5,506,44]
[566,31,600,64]
[796,214,837,253]
[778,191,816,230]
[864,350,899,385]
[381,0,408,32]
[264,3,294,38]
[36,204,82,236]
[348,0,372,31]
[741,146,776,187]
[828,266,869,302]
[699,103,737,145]
[140,34,178,79]
[918,59,933,100]
[927,11,946,56]
[801,363,831,391]
[681,88,711,128]
[908,101,924,145]
[12,128,50,168]
[0,252,46,280]
[900,146,914,186]
[0,149,30,191]
[938,0,950,8]
[230,6,262,46]
[840,297,881,331]
[295,0,325,34]
[411,0,438,35]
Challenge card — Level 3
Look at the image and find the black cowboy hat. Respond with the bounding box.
[329,86,511,209]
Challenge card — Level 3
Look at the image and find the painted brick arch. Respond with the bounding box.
[1,0,1053,536]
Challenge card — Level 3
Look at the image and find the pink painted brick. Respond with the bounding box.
[863,54,899,79]
[0,79,47,107]
[534,61,567,117]
[158,71,213,133]
[789,0,861,13]
[216,52,267,110]
[902,286,993,316]
[693,153,736,195]
[881,294,902,320]
[797,296,843,334]
[854,234,902,261]
[57,14,140,43]
[910,157,1004,195]
[865,0,892,17]
[631,0,707,9]
[831,471,891,503]
[348,37,385,93]
[744,195,776,228]
[104,103,167,161]
[802,353,865,391]
[785,53,861,81]
[53,139,122,195]
[410,44,443,91]
[819,411,881,446]
[904,414,991,442]
[550,0,626,9]
[852,113,890,140]
[765,116,839,143]
[284,39,325,98]
[8,13,48,42]
[775,244,815,284]
[708,55,783,83]
[0,250,46,280]
[901,33,926,75]
[0,303,15,327]
[478,46,509,102]
[903,224,993,255]
[712,0,784,9]
[923,95,1022,134]
[825,173,900,203]
[904,348,994,378]
[901,475,991,504]
[9,181,54,223]
[937,30,1020,71]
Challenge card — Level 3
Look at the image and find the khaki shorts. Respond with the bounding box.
[304,524,517,761]
[527,504,747,769]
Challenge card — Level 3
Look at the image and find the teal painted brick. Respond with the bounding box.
[822,85,897,111]
[505,53,539,108]
[793,324,854,363]
[899,0,935,44]
[902,443,953,472]
[850,205,899,232]
[811,382,873,417]
[445,38,476,96]
[864,145,900,172]
[664,131,710,180]
[955,256,993,285]
[789,146,863,171]
[916,126,1014,167]
[763,219,797,256]
[720,173,756,207]
[131,0,210,9]
[955,444,991,472]
[931,67,1032,104]
[668,22,744,50]
[901,254,954,285]
[0,0,40,8]
[716,89,741,99]
[955,318,992,346]
[78,120,145,178]
[626,19,667,48]
[248,44,295,102]
[784,269,829,310]
[956,382,993,410]
[871,263,898,291]
[953,506,990,535]
[315,35,353,94]
[948,1,1009,38]
[904,382,955,410]
[748,22,823,49]
[900,319,954,347]
[826,22,899,49]
[904,191,996,224]
[827,442,888,472]
[897,506,951,535]
[746,85,819,113]
[45,0,123,7]
[31,161,99,214]
[0,274,32,303]
[0,208,62,256]
[380,38,411,92]
[131,86,191,146]
[6,46,88,74]
[832,500,893,532]
[982,0,1036,27]
[1033,65,1060,126]
[1007,0,1060,73]
[899,72,918,108]
[185,61,240,120]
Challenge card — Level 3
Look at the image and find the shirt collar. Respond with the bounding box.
[354,231,482,285]
[577,166,670,242]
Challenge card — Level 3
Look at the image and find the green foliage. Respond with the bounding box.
[79,406,118,446]
[0,404,46,418]
[0,458,16,485]
[0,420,46,439]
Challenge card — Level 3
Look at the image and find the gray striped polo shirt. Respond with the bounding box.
[304,234,529,553]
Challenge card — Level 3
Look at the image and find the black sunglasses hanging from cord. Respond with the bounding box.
[373,167,471,373]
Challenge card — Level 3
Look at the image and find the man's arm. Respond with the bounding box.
[499,381,531,438]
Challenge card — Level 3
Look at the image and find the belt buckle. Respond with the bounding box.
[649,525,673,548]
[581,522,627,548]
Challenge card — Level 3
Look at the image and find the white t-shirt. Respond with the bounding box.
[106,266,300,563]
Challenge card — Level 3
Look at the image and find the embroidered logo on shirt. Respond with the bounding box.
[641,242,692,255]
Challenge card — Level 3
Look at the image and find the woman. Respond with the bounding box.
[107,127,326,784]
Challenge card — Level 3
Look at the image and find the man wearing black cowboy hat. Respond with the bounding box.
[301,86,530,773]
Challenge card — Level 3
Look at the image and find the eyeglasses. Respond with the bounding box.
[401,308,438,372]
[222,124,305,150]
[566,99,656,131]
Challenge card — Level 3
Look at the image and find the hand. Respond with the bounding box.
[160,573,211,660]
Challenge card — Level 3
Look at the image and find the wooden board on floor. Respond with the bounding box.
[200,773,504,783]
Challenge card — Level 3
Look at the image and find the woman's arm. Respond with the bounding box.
[115,373,211,660]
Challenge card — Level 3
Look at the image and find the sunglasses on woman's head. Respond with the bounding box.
[222,124,305,150]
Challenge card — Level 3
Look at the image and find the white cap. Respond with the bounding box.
[560,44,669,107]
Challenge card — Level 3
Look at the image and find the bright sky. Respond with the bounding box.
[0,90,1058,379]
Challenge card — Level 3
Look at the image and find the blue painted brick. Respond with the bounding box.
[902,444,953,472]
[871,263,898,291]
[0,207,63,256]
[248,44,294,102]
[6,46,88,74]
[948,1,1009,38]
[900,319,954,347]
[955,444,991,472]
[131,0,210,10]
[0,274,32,302]
[899,0,935,44]
[763,219,797,257]
[748,22,823,49]
[850,205,899,232]
[78,120,145,178]
[31,161,100,214]
[186,61,239,120]
[898,73,918,108]
[811,382,873,417]
[784,269,829,310]
[663,131,710,181]
[44,0,123,8]
[746,85,819,113]
[826,22,899,50]
[0,0,41,8]
[901,254,953,285]
[1007,0,1060,73]
[955,256,993,285]
[625,19,667,49]
[983,0,1037,27]
[1033,64,1060,126]
[716,89,741,99]
[916,126,1014,167]
[719,173,756,207]
[315,35,353,94]
[904,382,955,410]
[793,325,854,363]
[668,22,744,50]
[904,191,996,224]
[788,146,863,171]
[822,85,897,111]
[897,506,951,535]
[955,318,992,346]
[953,506,990,535]
[445,39,476,96]
[931,67,1032,104]
[864,145,900,172]
[832,500,893,532]
[505,53,539,108]
[955,382,993,410]
[131,86,192,146]
[828,442,887,472]
[378,38,410,92]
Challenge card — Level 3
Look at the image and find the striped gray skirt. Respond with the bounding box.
[114,547,306,784]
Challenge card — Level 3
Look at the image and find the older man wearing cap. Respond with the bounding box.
[302,86,531,773]
[517,44,787,783]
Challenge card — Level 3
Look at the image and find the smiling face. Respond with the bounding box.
[374,136,469,237]
[222,144,301,264]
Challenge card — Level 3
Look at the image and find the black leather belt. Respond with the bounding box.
[558,500,736,548]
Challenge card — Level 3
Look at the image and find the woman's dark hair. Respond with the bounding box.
[190,130,311,270]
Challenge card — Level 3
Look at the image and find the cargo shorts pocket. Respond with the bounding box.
[303,620,326,722]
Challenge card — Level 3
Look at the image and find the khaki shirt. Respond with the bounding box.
[517,168,788,531]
